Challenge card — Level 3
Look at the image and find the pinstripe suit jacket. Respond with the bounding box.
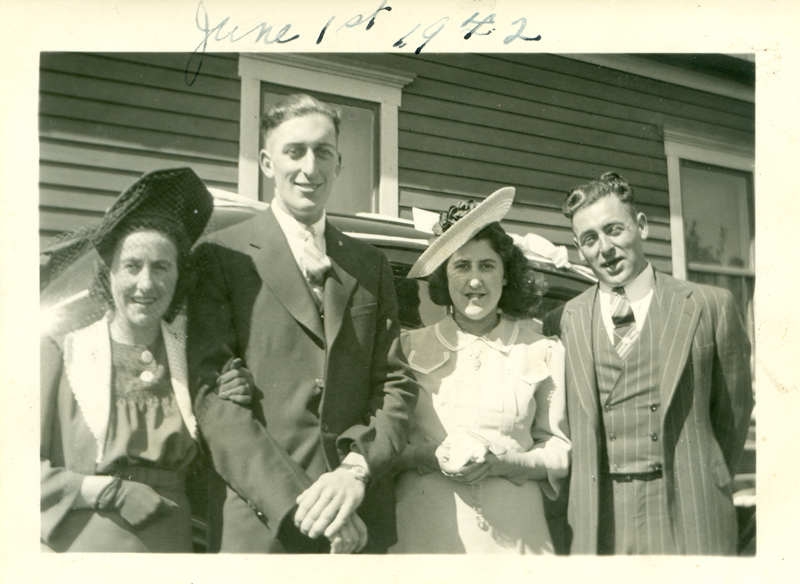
[545,272,753,554]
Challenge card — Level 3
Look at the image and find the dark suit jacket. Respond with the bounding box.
[187,208,418,553]
[544,272,753,555]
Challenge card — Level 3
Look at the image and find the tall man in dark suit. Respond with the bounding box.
[188,94,418,553]
[544,172,753,555]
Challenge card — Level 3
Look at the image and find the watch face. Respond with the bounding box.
[343,464,369,482]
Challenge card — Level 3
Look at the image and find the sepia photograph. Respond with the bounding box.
[2,1,799,583]
[37,50,756,556]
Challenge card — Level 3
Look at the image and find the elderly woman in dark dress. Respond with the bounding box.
[40,168,251,552]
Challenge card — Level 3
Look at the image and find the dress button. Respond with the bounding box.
[315,378,325,389]
[651,462,663,471]
[609,433,616,441]
[650,432,659,441]
[604,405,612,413]
[613,464,620,471]
[140,370,154,383]
[650,404,659,412]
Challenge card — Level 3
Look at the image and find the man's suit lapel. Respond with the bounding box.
[654,274,701,410]
[323,225,358,347]
[250,208,325,342]
[564,286,600,427]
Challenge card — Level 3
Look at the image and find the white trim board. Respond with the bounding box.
[558,54,754,104]
[237,54,415,216]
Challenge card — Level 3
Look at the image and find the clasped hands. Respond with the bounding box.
[216,357,255,404]
[422,431,530,487]
[294,467,368,554]
[216,360,366,553]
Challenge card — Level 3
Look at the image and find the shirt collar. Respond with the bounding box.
[271,201,327,241]
[435,314,519,354]
[598,262,654,303]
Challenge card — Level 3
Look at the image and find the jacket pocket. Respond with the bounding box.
[350,302,377,318]
[710,460,732,489]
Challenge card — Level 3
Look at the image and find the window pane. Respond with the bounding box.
[680,160,754,270]
[260,87,377,215]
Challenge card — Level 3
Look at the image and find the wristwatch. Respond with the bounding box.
[339,462,370,488]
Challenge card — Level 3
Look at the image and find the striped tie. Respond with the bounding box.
[611,287,637,358]
[303,226,330,313]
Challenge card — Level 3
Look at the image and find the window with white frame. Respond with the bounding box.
[237,54,414,217]
[664,127,755,342]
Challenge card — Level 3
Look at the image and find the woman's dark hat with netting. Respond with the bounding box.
[41,168,214,288]
[40,168,214,336]
[91,167,214,258]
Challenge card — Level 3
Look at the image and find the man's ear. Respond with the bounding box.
[335,153,342,176]
[259,149,274,178]
[637,212,649,240]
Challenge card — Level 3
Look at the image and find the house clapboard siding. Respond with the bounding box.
[39,52,240,246]
[344,53,754,273]
[39,52,755,275]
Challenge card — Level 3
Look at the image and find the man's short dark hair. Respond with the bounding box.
[562,172,637,220]
[427,222,546,319]
[260,94,341,142]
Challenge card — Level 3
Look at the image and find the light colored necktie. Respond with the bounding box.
[302,226,330,313]
[611,287,637,358]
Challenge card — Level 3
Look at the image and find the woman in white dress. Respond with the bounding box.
[391,188,570,554]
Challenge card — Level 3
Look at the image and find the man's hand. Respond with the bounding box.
[216,357,255,405]
[328,513,368,554]
[294,467,366,541]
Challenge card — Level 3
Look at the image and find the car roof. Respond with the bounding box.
[328,212,596,299]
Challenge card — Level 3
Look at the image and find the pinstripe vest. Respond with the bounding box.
[593,293,663,474]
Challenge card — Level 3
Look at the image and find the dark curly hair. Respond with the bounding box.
[91,214,193,323]
[427,222,546,319]
[562,171,637,221]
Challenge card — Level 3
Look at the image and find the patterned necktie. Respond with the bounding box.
[611,287,637,358]
[302,226,330,313]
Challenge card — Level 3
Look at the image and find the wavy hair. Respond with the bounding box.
[260,93,341,143]
[562,171,637,221]
[427,222,546,319]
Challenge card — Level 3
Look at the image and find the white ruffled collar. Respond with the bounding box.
[434,314,519,355]
[63,312,197,464]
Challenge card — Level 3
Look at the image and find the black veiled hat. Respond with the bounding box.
[41,167,214,289]
[91,167,214,253]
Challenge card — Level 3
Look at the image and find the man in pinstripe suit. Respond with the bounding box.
[544,172,753,555]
